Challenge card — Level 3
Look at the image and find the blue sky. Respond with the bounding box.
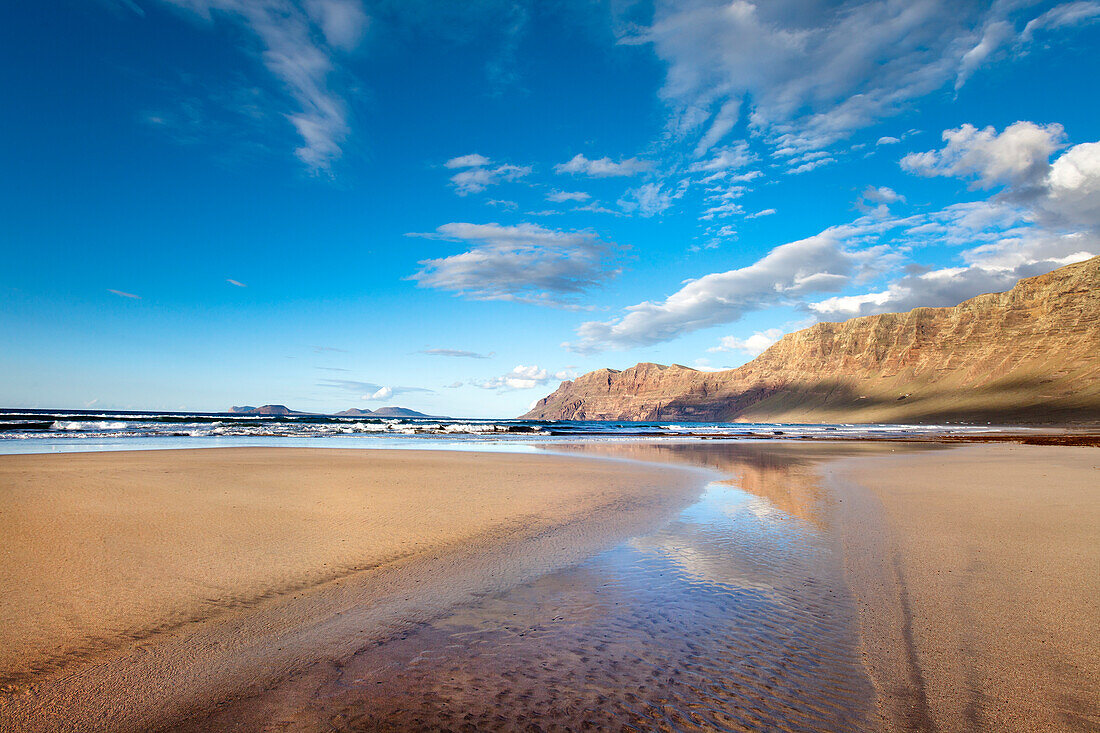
[2,0,1098,416]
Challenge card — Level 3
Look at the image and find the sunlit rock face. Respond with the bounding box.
[524,256,1100,425]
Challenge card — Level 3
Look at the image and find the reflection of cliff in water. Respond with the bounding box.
[545,440,941,529]
[180,441,883,732]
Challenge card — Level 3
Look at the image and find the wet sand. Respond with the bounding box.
[3,442,1097,732]
[176,444,877,732]
[828,444,1100,732]
[0,448,708,731]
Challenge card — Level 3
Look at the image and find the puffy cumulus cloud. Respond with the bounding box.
[554,154,653,177]
[708,328,784,357]
[160,0,368,172]
[566,228,886,353]
[1044,142,1100,229]
[444,155,531,195]
[479,365,572,391]
[635,1,1094,161]
[901,121,1066,190]
[903,122,1100,230]
[407,222,619,307]
[367,386,393,400]
[856,185,905,215]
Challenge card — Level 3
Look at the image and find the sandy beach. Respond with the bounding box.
[0,447,708,731]
[1,442,1097,732]
[829,444,1100,732]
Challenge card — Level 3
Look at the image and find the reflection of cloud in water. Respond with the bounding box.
[546,441,882,528]
[627,483,830,594]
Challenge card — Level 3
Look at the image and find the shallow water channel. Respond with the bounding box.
[185,442,911,732]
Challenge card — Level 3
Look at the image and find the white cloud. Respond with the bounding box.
[708,328,784,357]
[688,142,755,172]
[554,154,653,177]
[479,364,571,391]
[566,227,886,353]
[319,379,433,398]
[1044,142,1100,229]
[746,208,777,219]
[304,0,369,50]
[407,222,618,307]
[856,185,906,215]
[1021,1,1100,41]
[809,238,1095,319]
[108,289,141,299]
[448,159,531,195]
[445,153,492,168]
[862,186,904,204]
[902,122,1100,230]
[226,278,247,287]
[876,136,901,145]
[419,348,492,359]
[546,190,591,202]
[902,121,1066,189]
[619,181,687,217]
[161,0,368,172]
[635,0,1091,161]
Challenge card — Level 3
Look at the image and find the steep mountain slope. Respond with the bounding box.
[524,256,1100,425]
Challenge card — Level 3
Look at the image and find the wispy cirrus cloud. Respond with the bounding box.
[108,289,142,299]
[407,222,619,307]
[633,0,1100,164]
[226,278,247,287]
[546,190,591,203]
[419,348,494,359]
[154,0,368,172]
[318,378,434,398]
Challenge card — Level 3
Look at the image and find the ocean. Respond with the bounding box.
[0,407,1010,454]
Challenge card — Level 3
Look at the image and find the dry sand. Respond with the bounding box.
[0,447,708,732]
[828,444,1100,732]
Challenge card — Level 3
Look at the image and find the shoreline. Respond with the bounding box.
[2,442,1097,731]
[0,447,711,731]
[826,444,1100,732]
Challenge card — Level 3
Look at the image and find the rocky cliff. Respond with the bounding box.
[524,256,1100,425]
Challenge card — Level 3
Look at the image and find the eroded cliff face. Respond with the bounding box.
[523,257,1100,424]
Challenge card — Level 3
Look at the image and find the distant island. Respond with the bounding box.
[525,256,1100,425]
[229,405,440,418]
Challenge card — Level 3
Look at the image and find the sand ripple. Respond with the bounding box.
[184,481,872,732]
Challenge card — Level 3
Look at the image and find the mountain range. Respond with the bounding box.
[524,256,1100,425]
